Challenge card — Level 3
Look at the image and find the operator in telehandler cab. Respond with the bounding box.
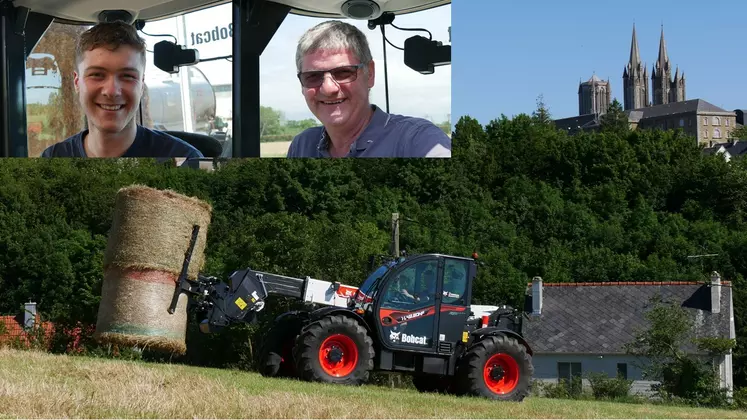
[40,22,203,158]
[399,268,436,302]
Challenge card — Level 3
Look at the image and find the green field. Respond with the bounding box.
[0,348,743,418]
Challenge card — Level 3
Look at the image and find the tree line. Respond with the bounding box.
[0,103,745,398]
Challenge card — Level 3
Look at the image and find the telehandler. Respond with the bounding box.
[171,225,534,401]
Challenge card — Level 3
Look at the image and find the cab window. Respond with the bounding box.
[381,259,438,310]
[442,259,469,305]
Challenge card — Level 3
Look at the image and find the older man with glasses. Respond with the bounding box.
[286,20,451,158]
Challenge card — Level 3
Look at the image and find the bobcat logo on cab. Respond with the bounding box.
[401,333,427,345]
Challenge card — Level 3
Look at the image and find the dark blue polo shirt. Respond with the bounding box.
[286,105,451,158]
[40,125,204,158]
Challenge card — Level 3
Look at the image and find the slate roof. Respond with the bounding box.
[726,141,747,155]
[702,145,729,157]
[522,281,733,355]
[581,75,606,85]
[625,99,734,120]
[627,110,644,123]
[708,141,747,156]
[554,114,600,134]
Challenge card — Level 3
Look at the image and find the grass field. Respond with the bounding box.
[261,141,291,157]
[0,348,743,418]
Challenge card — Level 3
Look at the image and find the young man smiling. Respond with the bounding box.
[41,22,203,158]
[286,21,451,158]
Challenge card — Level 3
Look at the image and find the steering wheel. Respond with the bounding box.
[395,291,416,303]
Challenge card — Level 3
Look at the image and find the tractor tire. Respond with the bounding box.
[258,316,305,378]
[412,374,452,394]
[456,335,533,401]
[293,314,374,386]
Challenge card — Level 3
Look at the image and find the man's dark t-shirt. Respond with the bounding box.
[40,125,204,158]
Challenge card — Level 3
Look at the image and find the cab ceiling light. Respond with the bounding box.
[97,10,136,24]
[341,0,382,20]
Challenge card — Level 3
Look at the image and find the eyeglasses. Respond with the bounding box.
[297,63,366,88]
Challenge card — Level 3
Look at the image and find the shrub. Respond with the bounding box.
[733,387,747,410]
[587,372,632,399]
[537,377,584,399]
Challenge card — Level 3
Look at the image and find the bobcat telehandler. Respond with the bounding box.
[171,226,534,401]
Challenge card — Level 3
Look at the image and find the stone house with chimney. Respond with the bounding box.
[522,274,735,396]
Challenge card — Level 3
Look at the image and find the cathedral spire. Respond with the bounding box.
[656,25,669,72]
[623,23,648,111]
[629,23,641,67]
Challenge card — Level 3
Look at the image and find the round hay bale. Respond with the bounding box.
[103,185,212,279]
[95,267,190,354]
[95,185,212,354]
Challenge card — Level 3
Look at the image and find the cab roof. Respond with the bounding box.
[14,0,450,24]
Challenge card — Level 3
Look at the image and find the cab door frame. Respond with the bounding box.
[372,253,445,355]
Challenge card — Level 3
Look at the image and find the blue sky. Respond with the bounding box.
[452,0,747,125]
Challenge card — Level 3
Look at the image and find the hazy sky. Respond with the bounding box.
[139,3,451,123]
[452,0,747,125]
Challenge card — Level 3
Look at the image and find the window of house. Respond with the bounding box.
[713,116,721,126]
[558,362,582,393]
[679,118,684,127]
[703,117,708,125]
[714,128,721,139]
[617,363,628,380]
[704,130,708,139]
[689,119,692,127]
[726,119,730,127]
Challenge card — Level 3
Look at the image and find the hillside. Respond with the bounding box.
[0,348,743,419]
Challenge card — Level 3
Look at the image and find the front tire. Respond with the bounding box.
[293,315,374,386]
[457,335,533,401]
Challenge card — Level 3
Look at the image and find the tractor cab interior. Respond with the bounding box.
[0,0,451,158]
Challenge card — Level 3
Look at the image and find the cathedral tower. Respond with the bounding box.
[579,75,611,115]
[622,24,649,110]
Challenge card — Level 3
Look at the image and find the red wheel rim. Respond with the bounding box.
[318,334,358,377]
[483,353,520,394]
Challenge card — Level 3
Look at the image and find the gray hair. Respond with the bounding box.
[296,20,373,74]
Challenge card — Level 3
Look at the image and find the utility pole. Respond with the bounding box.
[390,212,399,258]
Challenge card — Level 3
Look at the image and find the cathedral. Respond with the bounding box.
[578,24,686,115]
[560,25,738,147]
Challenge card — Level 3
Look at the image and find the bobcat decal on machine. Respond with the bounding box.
[171,225,534,401]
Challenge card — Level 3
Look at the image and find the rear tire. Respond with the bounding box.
[456,335,533,401]
[293,315,374,386]
[258,315,305,378]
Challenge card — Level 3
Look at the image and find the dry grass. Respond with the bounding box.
[261,141,292,157]
[0,348,744,418]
